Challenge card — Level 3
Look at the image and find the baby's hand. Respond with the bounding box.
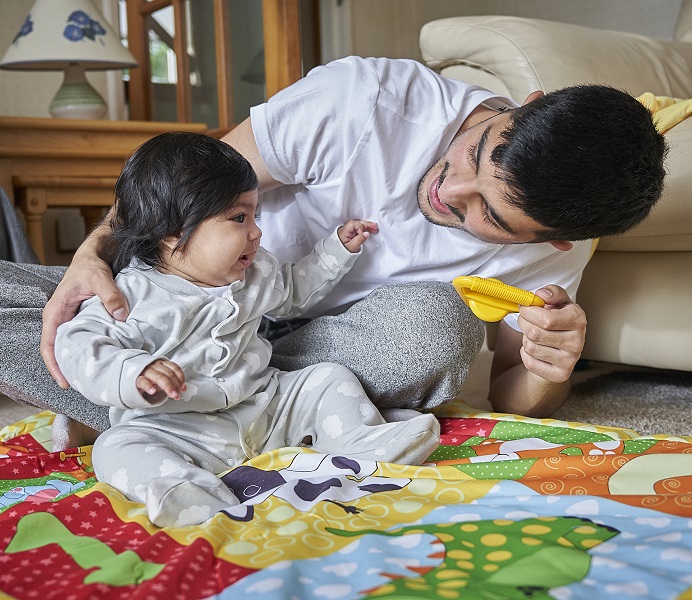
[338,220,379,253]
[136,359,186,403]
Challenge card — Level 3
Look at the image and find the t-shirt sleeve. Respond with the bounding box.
[250,57,381,187]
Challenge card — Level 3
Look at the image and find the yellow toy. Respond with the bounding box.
[452,276,545,322]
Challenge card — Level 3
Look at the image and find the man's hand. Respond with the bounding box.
[337,220,379,253]
[41,254,129,389]
[136,359,186,404]
[517,285,586,383]
[489,285,586,417]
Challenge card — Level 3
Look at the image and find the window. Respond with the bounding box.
[122,0,317,134]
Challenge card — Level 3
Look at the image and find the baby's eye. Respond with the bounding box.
[230,213,246,223]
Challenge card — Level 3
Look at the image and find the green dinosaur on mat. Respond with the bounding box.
[327,515,619,599]
[5,512,164,586]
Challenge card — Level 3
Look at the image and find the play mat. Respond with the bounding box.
[0,402,691,599]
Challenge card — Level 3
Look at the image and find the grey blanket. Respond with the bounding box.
[0,189,110,431]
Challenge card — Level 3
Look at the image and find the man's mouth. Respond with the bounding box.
[428,174,452,216]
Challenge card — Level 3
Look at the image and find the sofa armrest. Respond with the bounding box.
[420,16,692,101]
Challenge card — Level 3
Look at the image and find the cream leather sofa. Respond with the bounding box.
[420,11,692,372]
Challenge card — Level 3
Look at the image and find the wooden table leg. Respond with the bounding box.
[80,206,108,236]
[19,188,47,264]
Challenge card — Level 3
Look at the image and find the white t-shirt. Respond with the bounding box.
[251,56,592,330]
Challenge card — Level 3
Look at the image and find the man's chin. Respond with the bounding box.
[417,200,458,230]
[416,205,499,244]
[417,196,442,224]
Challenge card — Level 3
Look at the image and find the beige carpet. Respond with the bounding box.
[0,393,39,428]
[554,368,692,436]
[457,345,692,437]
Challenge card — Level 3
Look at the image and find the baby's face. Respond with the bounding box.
[160,190,262,287]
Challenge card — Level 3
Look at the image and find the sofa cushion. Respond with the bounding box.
[597,116,692,252]
[420,15,692,253]
[420,16,692,100]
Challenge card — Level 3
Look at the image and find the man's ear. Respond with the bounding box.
[522,90,544,105]
[549,240,574,251]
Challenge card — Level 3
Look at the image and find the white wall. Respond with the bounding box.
[321,0,684,63]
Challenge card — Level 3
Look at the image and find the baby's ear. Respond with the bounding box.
[161,235,180,251]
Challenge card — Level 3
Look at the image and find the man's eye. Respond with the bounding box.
[482,204,499,229]
[468,143,478,166]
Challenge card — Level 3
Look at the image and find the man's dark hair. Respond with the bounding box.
[491,85,667,241]
[110,131,258,273]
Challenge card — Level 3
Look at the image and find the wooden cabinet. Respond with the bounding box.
[0,116,207,263]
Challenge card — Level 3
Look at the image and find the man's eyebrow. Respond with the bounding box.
[477,123,515,234]
[475,124,492,176]
[486,200,515,234]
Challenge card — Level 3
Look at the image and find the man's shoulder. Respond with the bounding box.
[302,56,448,102]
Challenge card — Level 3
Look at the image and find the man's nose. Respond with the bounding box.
[442,176,475,206]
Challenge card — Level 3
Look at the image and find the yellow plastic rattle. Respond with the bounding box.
[452,275,545,322]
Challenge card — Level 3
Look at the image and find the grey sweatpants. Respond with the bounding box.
[93,363,439,528]
[0,260,484,432]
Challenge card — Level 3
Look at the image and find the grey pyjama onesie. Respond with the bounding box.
[54,230,441,527]
[94,363,438,528]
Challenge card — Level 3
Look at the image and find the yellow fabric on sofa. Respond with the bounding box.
[637,92,692,132]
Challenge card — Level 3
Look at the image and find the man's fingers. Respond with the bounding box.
[41,254,125,385]
[519,347,568,383]
[40,335,68,389]
[99,286,130,321]
[535,284,569,307]
[40,292,78,389]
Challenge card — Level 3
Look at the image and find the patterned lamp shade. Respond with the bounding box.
[0,0,138,119]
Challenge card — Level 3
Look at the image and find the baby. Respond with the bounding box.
[55,132,439,528]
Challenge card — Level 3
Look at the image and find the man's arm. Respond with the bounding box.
[220,117,280,192]
[41,213,127,388]
[487,285,586,417]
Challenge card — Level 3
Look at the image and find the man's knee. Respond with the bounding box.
[0,261,65,307]
[271,281,485,409]
[361,281,484,369]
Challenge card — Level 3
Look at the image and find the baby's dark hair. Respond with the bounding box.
[490,85,667,241]
[110,131,258,273]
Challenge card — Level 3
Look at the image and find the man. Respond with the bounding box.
[2,57,666,446]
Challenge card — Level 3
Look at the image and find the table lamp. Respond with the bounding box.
[0,0,138,119]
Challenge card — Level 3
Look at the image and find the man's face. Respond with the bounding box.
[417,110,556,245]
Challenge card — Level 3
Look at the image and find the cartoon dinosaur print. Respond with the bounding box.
[327,516,620,599]
[0,443,29,458]
[0,478,86,509]
[4,512,164,586]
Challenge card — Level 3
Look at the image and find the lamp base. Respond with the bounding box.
[49,64,107,120]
